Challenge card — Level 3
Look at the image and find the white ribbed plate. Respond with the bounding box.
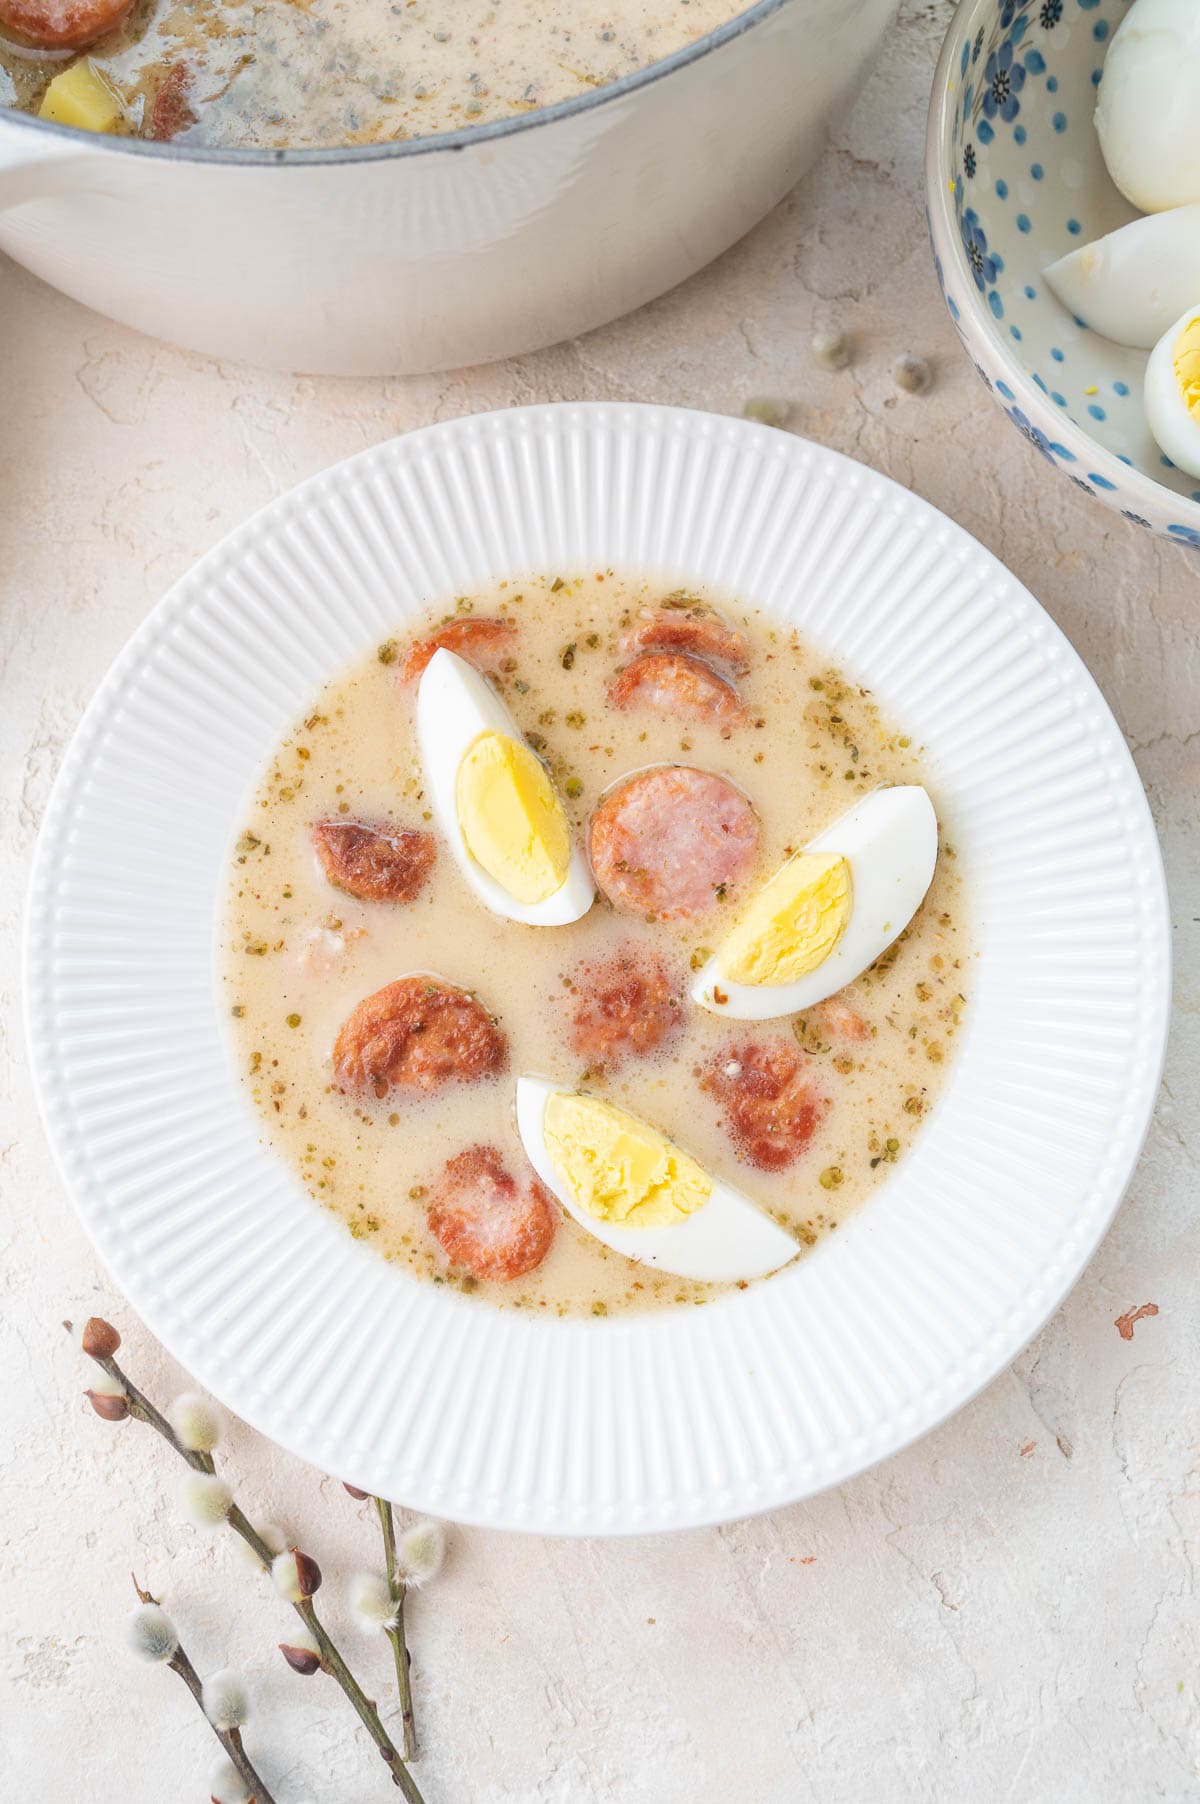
[25,405,1169,1535]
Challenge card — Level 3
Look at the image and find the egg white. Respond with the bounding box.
[1044,206,1200,351]
[416,648,595,927]
[1144,306,1200,478]
[690,785,939,1021]
[1095,0,1200,215]
[515,1075,800,1283]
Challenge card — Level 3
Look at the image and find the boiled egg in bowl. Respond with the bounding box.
[690,785,938,1021]
[515,1076,799,1282]
[1043,0,1200,349]
[1094,0,1200,216]
[417,648,594,926]
[1043,206,1200,353]
[1144,306,1200,478]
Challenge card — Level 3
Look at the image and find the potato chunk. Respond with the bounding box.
[39,60,123,133]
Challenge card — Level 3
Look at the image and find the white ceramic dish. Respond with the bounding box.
[25,404,1169,1535]
[0,0,898,375]
[926,0,1200,543]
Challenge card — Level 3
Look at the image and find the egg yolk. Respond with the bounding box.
[717,850,852,986]
[543,1093,712,1230]
[455,731,570,903]
[1175,315,1200,421]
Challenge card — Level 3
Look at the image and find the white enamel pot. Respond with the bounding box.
[0,0,897,375]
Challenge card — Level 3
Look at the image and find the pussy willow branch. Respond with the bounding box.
[225,1502,423,1804]
[131,1576,276,1804]
[375,1496,418,1762]
[67,1323,425,1804]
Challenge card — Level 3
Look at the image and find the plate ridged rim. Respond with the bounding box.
[24,403,1170,1535]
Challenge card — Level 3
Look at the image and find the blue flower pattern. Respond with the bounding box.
[933,0,1200,543]
[983,40,1026,123]
[1006,407,1076,464]
[959,208,997,291]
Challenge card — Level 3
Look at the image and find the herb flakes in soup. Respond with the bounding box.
[3,1,755,150]
[222,572,972,1319]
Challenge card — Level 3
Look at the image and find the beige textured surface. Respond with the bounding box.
[2,4,1196,1798]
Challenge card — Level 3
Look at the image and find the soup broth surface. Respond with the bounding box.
[223,572,970,1319]
[3,1,751,150]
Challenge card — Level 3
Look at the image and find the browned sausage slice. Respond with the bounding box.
[567,948,683,1070]
[427,1144,556,1281]
[145,63,195,141]
[312,820,435,904]
[814,997,871,1044]
[589,767,760,922]
[608,652,747,733]
[398,617,517,686]
[0,0,130,49]
[621,605,751,676]
[700,1040,827,1172]
[333,977,506,1099]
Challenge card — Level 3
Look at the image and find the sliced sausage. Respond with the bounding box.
[814,997,871,1044]
[589,766,760,922]
[700,1040,827,1172]
[398,617,518,686]
[608,652,747,733]
[145,64,195,141]
[312,819,435,904]
[428,1144,556,1281]
[0,0,129,47]
[333,977,506,1099]
[567,948,683,1070]
[621,604,751,676]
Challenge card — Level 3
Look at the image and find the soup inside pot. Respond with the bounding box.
[1,0,755,150]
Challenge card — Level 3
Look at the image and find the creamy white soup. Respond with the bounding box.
[2,0,752,150]
[222,573,970,1319]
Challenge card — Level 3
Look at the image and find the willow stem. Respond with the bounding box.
[132,1576,276,1804]
[171,1647,274,1804]
[224,1504,424,1804]
[99,1348,215,1474]
[70,1325,424,1802]
[298,1596,425,1804]
[375,1495,418,1762]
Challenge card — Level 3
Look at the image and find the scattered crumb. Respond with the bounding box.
[1019,1440,1036,1457]
[742,396,792,430]
[894,353,933,396]
[811,330,852,372]
[1115,1302,1159,1341]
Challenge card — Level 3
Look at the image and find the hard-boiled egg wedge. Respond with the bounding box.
[1094,0,1200,215]
[416,648,594,926]
[690,785,938,1021]
[515,1076,799,1282]
[1044,205,1200,351]
[1145,305,1200,477]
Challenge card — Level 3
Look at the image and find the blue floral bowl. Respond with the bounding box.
[926,0,1200,546]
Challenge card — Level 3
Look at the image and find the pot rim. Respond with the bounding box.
[1,0,790,167]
